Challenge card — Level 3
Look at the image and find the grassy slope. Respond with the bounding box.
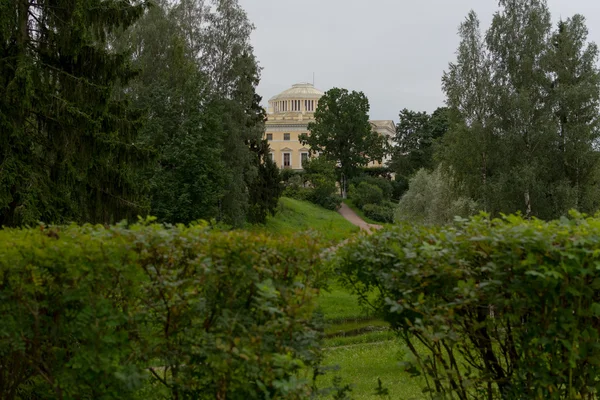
[255,197,359,243]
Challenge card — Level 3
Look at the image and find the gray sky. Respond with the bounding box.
[239,0,600,121]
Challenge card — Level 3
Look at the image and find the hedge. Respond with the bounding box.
[336,212,600,399]
[0,221,326,400]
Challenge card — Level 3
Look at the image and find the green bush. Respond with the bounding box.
[348,176,393,200]
[336,212,600,399]
[283,174,310,200]
[0,222,326,400]
[396,167,477,224]
[349,182,384,209]
[362,202,395,223]
[308,191,342,211]
[391,176,409,201]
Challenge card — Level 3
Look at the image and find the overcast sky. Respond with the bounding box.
[238,0,600,121]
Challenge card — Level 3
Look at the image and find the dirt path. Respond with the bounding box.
[338,203,382,232]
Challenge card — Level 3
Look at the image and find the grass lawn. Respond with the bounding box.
[316,282,429,399]
[253,197,359,244]
[317,283,375,322]
[321,341,425,400]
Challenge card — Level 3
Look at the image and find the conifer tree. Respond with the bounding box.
[0,0,149,226]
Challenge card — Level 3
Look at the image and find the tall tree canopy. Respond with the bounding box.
[0,0,150,227]
[300,88,386,194]
[391,107,449,178]
[439,0,600,219]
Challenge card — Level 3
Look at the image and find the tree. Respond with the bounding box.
[200,0,266,226]
[439,1,600,219]
[546,15,600,214]
[300,88,386,197]
[441,10,496,214]
[391,107,449,178]
[123,1,227,224]
[247,139,283,224]
[120,0,268,226]
[0,0,149,227]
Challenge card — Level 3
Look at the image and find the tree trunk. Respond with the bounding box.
[524,190,532,219]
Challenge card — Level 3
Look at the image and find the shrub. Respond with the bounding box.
[348,175,393,200]
[336,212,600,399]
[283,174,311,200]
[349,182,384,209]
[0,222,326,400]
[391,176,409,201]
[396,167,477,224]
[308,191,342,211]
[362,202,395,223]
[301,157,342,210]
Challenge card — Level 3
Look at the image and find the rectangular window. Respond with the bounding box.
[266,133,273,141]
[283,153,291,167]
[284,133,290,141]
[269,153,274,162]
[301,152,309,166]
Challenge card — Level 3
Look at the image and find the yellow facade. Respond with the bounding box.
[265,83,395,170]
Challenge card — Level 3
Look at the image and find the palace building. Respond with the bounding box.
[265,83,395,170]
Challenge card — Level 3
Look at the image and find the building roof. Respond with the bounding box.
[370,120,396,136]
[269,83,324,102]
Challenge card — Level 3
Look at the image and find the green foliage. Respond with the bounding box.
[391,107,449,178]
[337,211,600,399]
[349,182,384,209]
[396,167,477,225]
[300,88,387,183]
[283,175,310,200]
[0,0,150,227]
[124,3,227,224]
[293,157,342,211]
[0,222,326,399]
[391,176,409,201]
[247,139,284,224]
[440,3,600,219]
[348,176,393,200]
[362,202,395,224]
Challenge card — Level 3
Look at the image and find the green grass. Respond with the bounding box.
[343,199,395,228]
[324,330,395,347]
[317,283,377,322]
[320,340,425,400]
[325,318,388,336]
[253,197,359,244]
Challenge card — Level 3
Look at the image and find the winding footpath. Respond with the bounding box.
[338,203,382,233]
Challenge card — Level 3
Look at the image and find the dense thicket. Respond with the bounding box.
[337,212,600,399]
[439,0,600,220]
[0,223,326,399]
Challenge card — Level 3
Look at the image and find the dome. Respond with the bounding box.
[269,83,324,101]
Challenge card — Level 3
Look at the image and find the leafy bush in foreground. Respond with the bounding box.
[337,212,600,399]
[0,222,326,400]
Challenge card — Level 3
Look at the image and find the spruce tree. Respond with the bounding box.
[0,0,149,226]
